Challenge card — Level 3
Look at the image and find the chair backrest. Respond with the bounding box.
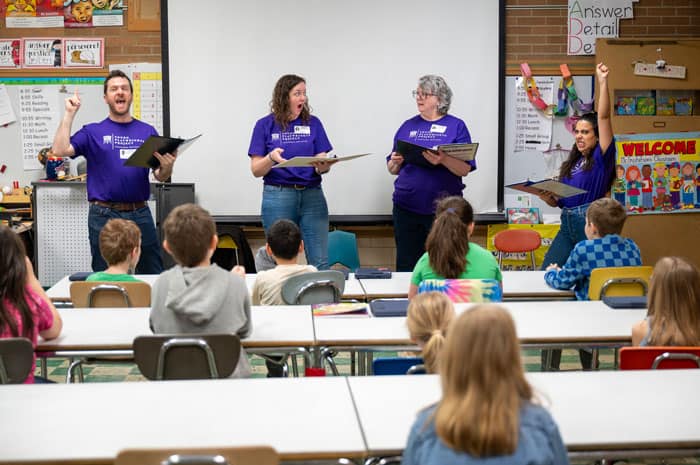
[115,446,279,465]
[328,229,360,271]
[493,229,542,270]
[210,224,256,272]
[133,334,241,380]
[70,281,151,307]
[373,357,425,376]
[418,279,503,303]
[619,347,700,370]
[588,266,653,300]
[0,337,33,384]
[280,270,346,305]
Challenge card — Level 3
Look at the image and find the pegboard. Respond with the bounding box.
[34,183,156,287]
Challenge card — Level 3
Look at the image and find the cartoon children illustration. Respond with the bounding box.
[668,161,682,209]
[613,164,626,206]
[653,162,670,211]
[695,163,700,208]
[626,165,642,212]
[640,164,653,212]
[6,0,36,15]
[681,162,695,209]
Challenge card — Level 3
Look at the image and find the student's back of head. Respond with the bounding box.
[163,203,216,267]
[426,196,474,278]
[647,256,700,346]
[435,304,532,456]
[586,197,627,236]
[267,219,302,261]
[99,218,140,267]
[406,292,454,373]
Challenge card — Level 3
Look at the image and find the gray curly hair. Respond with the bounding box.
[418,75,452,115]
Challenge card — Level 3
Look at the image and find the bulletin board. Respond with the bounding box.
[0,77,104,189]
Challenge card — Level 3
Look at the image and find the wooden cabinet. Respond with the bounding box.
[128,0,160,32]
[596,38,700,134]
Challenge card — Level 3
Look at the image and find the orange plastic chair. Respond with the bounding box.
[493,229,542,270]
[619,347,700,370]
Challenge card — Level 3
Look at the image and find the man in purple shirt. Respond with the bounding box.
[52,70,176,273]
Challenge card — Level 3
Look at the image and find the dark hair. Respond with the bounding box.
[426,196,474,278]
[103,69,133,94]
[163,204,216,267]
[270,74,310,131]
[0,225,35,338]
[559,112,598,180]
[267,219,302,261]
[99,219,140,266]
[586,197,627,236]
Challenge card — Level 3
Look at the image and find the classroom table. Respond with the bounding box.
[355,271,575,301]
[46,273,367,302]
[38,305,316,353]
[314,300,645,350]
[348,370,700,460]
[0,377,366,464]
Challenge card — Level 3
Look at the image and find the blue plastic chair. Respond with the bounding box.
[328,229,360,271]
[372,357,425,375]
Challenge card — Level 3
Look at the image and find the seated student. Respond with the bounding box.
[251,219,317,305]
[0,226,62,383]
[544,197,641,369]
[544,197,641,300]
[409,196,501,299]
[632,256,700,346]
[149,204,252,378]
[86,218,141,282]
[402,304,569,465]
[251,219,316,377]
[406,292,455,374]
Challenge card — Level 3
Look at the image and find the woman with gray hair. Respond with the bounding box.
[386,75,475,271]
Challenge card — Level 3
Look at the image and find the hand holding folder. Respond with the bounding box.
[124,134,202,169]
[506,178,587,198]
[395,140,478,169]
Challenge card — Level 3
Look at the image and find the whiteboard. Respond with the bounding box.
[0,78,103,189]
[164,0,503,217]
[503,75,594,216]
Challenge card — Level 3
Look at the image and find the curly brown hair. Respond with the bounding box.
[270,74,310,131]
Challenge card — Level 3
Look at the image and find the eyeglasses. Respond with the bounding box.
[412,90,434,99]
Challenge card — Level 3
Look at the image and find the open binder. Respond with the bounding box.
[124,134,202,169]
[271,152,371,169]
[396,140,478,168]
[506,179,587,198]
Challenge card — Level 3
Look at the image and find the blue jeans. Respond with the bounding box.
[392,204,434,272]
[261,184,329,270]
[540,202,589,269]
[88,203,163,274]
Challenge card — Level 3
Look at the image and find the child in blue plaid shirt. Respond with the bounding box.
[543,197,641,369]
[544,197,641,300]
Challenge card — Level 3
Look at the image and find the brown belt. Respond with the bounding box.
[92,200,147,212]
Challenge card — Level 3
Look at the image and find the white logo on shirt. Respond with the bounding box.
[409,130,417,138]
[430,124,447,133]
[272,133,280,141]
[294,126,311,135]
[103,135,112,144]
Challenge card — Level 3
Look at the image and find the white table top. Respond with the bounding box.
[349,369,700,456]
[355,271,574,300]
[314,300,645,347]
[37,305,315,352]
[0,377,366,463]
[48,273,366,302]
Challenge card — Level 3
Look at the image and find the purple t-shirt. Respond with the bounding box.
[388,114,473,215]
[559,139,616,208]
[70,118,158,202]
[248,114,332,187]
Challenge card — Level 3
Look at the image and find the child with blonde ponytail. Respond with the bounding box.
[406,292,454,373]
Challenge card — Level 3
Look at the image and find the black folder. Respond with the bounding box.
[124,134,202,169]
[370,299,410,317]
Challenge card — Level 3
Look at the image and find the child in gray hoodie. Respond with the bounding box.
[149,203,252,378]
